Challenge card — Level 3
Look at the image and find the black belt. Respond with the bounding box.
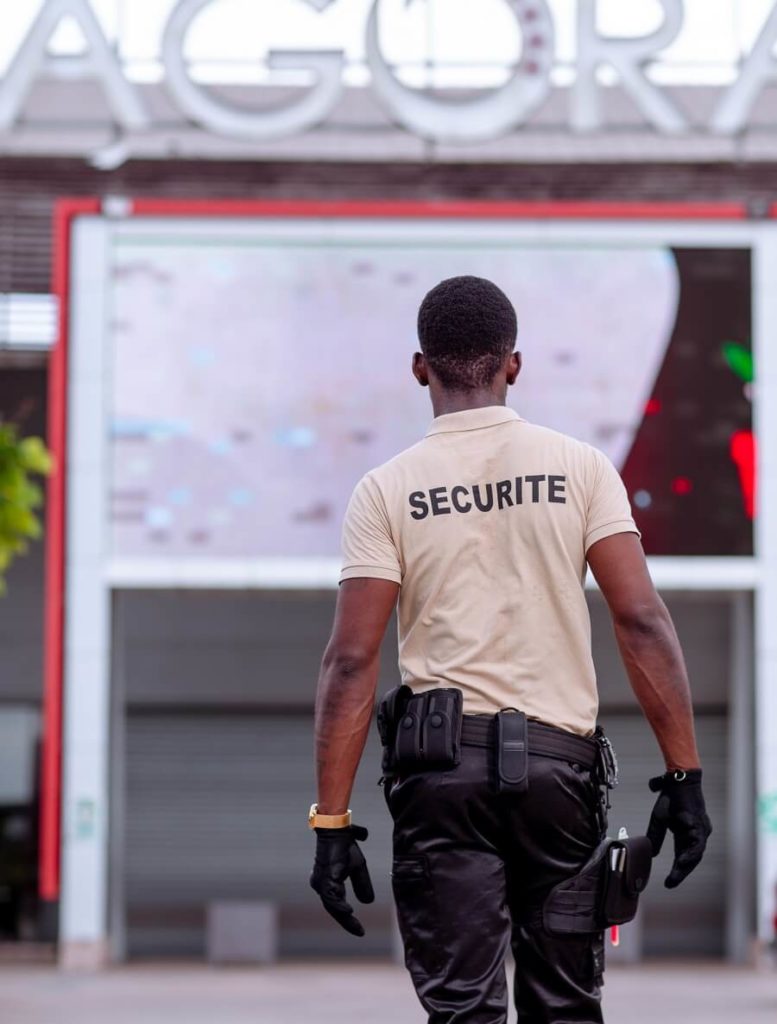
[461,714,598,770]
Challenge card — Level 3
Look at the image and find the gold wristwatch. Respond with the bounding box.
[308,803,352,830]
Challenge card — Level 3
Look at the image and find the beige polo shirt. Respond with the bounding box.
[340,406,640,736]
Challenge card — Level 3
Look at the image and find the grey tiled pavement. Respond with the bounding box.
[1,961,776,1024]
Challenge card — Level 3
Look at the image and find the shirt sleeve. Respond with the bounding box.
[584,448,641,554]
[339,473,402,585]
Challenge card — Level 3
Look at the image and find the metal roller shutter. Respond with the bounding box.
[124,712,394,958]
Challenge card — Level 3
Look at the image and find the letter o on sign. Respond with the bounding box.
[365,0,555,143]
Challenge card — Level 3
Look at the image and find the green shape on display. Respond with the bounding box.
[722,342,753,383]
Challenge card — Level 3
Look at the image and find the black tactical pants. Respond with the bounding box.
[387,737,606,1024]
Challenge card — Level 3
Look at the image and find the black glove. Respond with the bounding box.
[647,769,712,889]
[310,824,375,937]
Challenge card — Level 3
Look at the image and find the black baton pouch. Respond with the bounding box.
[496,708,529,794]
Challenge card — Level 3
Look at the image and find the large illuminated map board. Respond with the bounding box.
[104,221,752,559]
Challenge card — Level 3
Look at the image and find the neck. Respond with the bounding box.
[430,387,507,419]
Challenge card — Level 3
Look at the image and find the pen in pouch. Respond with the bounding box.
[610,828,628,947]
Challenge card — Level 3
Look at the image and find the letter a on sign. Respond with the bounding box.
[0,0,149,132]
[711,4,777,134]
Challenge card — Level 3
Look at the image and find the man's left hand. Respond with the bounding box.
[646,769,712,889]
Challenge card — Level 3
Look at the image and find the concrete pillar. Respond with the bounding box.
[726,592,755,962]
[60,216,112,968]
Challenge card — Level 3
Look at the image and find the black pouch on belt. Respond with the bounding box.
[377,684,413,776]
[495,708,529,794]
[394,688,463,771]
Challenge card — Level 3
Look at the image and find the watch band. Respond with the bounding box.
[308,803,352,830]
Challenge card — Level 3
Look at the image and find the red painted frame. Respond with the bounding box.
[41,198,101,902]
[42,196,751,901]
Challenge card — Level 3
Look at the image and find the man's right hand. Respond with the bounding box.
[310,824,375,936]
[646,769,712,889]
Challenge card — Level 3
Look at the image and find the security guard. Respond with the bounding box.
[309,276,712,1023]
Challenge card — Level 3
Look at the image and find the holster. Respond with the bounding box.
[542,835,653,934]
[378,686,463,774]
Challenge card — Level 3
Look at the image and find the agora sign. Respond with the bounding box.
[3,0,777,148]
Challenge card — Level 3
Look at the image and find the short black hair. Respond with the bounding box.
[417,276,517,391]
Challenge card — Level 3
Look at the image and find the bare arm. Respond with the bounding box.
[315,577,400,814]
[587,532,700,771]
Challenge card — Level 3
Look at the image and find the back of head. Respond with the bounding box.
[417,275,518,391]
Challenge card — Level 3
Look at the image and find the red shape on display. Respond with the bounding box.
[730,430,756,520]
[671,477,693,495]
[645,397,661,415]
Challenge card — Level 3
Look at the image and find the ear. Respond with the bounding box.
[506,351,522,386]
[412,352,429,387]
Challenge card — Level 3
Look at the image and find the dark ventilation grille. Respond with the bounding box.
[1,156,776,296]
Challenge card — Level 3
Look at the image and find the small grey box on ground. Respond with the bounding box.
[207,901,278,964]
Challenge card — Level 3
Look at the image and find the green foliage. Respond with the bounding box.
[0,423,52,592]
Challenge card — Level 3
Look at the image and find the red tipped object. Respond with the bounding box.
[645,397,661,415]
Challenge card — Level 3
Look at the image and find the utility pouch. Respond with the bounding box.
[542,836,653,935]
[377,684,413,776]
[600,836,653,926]
[495,709,529,794]
[393,688,463,771]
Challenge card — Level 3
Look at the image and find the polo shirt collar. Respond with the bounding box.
[426,406,523,436]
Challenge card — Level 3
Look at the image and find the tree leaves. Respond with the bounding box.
[0,422,52,593]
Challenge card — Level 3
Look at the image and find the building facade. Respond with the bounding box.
[0,0,776,969]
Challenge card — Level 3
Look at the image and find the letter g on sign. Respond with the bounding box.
[365,0,555,142]
[162,0,344,141]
